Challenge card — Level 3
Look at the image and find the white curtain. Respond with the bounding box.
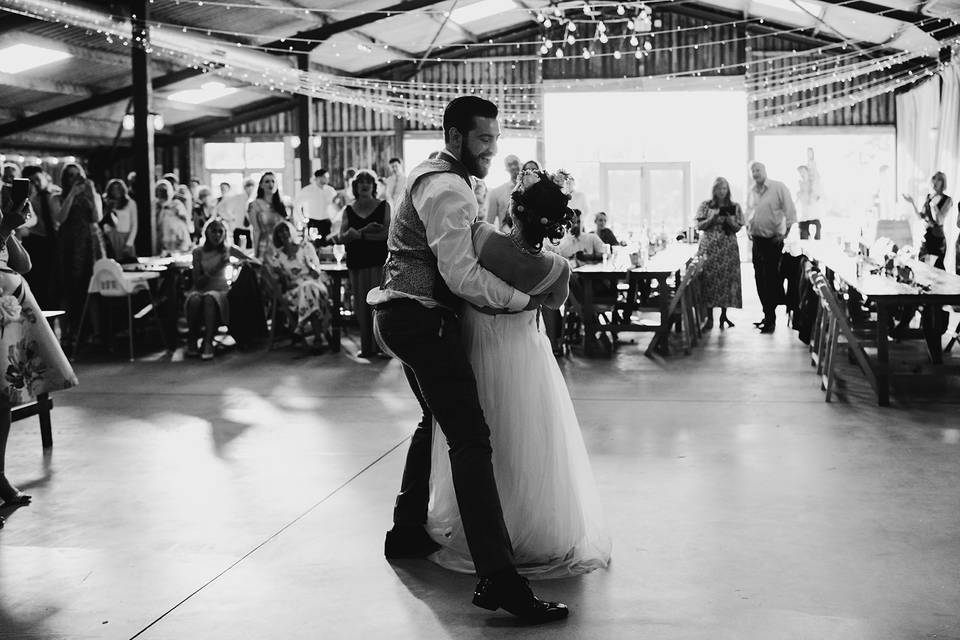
[896,78,940,248]
[935,64,960,273]
[896,61,960,271]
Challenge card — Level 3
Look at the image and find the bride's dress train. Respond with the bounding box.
[426,305,612,579]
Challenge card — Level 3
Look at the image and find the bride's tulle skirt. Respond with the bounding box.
[426,309,612,579]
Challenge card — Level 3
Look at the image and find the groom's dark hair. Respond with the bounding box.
[443,96,498,143]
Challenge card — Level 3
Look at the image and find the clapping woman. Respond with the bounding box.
[903,172,953,270]
[696,177,744,330]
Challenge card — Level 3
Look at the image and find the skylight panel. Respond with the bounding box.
[0,43,72,74]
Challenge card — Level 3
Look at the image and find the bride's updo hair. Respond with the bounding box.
[509,169,575,251]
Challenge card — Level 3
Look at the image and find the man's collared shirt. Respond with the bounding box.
[557,231,606,264]
[367,151,528,312]
[747,179,797,239]
[295,182,337,223]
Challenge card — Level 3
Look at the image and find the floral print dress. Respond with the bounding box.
[0,259,77,407]
[265,242,332,335]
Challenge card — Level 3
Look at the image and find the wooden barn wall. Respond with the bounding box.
[200,10,896,160]
[747,50,896,126]
[541,10,743,81]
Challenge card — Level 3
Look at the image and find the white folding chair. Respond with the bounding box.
[73,258,167,361]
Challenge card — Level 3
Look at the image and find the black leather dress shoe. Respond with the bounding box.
[384,525,441,559]
[759,323,776,334]
[473,573,569,623]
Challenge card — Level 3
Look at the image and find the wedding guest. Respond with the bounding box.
[0,193,77,528]
[190,186,215,241]
[903,171,953,270]
[215,177,256,246]
[184,218,253,360]
[162,172,179,188]
[265,221,333,353]
[486,154,520,227]
[340,169,390,358]
[102,178,138,261]
[295,169,338,242]
[158,181,192,255]
[1,163,19,186]
[340,167,357,207]
[248,172,287,259]
[19,165,60,309]
[218,182,231,201]
[385,158,406,211]
[557,209,605,266]
[696,177,744,330]
[593,212,622,248]
[174,184,193,221]
[55,162,103,346]
[521,160,541,172]
[472,177,489,223]
[566,174,589,217]
[746,161,796,334]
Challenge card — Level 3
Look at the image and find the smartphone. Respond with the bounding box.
[11,178,29,204]
[718,204,735,216]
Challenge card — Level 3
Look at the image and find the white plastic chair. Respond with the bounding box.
[73,258,167,361]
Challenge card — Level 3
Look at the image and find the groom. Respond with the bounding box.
[368,97,568,623]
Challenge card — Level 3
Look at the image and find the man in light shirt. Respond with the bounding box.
[295,168,338,242]
[746,161,797,333]
[369,96,565,624]
[556,209,606,266]
[485,154,520,228]
[384,157,406,211]
[214,177,256,246]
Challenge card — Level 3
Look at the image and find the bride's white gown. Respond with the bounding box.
[426,254,612,578]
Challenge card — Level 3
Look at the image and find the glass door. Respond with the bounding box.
[599,162,690,237]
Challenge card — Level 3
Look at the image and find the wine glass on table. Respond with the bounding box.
[332,242,345,266]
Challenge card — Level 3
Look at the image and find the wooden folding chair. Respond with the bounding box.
[813,275,878,402]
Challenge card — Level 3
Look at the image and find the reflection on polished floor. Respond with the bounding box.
[1,300,958,639]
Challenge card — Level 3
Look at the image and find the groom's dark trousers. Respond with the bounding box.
[373,298,515,577]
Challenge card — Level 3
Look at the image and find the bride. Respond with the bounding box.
[426,170,612,578]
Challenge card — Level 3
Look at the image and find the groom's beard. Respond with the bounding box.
[460,139,491,179]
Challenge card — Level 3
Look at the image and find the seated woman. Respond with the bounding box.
[426,169,611,578]
[0,194,77,528]
[264,221,332,353]
[185,218,254,360]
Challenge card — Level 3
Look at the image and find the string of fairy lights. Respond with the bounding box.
[0,0,956,131]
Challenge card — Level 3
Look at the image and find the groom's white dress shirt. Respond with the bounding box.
[367,153,529,311]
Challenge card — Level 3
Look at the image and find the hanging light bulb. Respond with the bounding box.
[635,48,643,59]
[540,45,549,55]
[153,113,164,130]
[613,50,622,59]
[536,12,545,23]
[582,49,591,59]
[544,18,552,28]
[555,48,564,58]
[597,21,606,33]
[599,33,608,44]
[545,39,552,48]
[582,1,592,15]
[643,40,653,51]
[629,34,639,47]
[566,33,575,45]
[567,21,577,32]
[122,114,135,130]
[617,4,626,15]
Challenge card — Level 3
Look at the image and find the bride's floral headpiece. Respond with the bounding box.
[513,169,575,225]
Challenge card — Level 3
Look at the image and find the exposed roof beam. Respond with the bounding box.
[0,32,178,73]
[158,98,234,119]
[0,110,120,132]
[0,130,115,151]
[0,9,37,35]
[170,96,294,137]
[815,0,958,35]
[0,71,95,97]
[0,67,206,138]
[354,29,418,59]
[263,0,449,53]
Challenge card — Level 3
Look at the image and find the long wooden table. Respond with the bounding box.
[801,240,960,405]
[573,243,699,357]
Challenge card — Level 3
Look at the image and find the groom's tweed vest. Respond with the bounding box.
[379,154,473,311]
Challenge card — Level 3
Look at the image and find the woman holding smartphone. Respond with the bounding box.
[696,177,744,330]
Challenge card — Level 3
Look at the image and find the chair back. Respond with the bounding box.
[799,219,822,240]
[88,258,137,297]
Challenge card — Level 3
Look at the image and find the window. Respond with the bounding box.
[203,141,285,194]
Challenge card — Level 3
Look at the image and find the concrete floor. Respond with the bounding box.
[1,282,959,639]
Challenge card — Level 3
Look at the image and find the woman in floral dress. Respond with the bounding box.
[0,195,77,528]
[265,221,332,352]
[695,177,744,330]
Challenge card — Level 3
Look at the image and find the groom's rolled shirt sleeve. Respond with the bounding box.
[414,173,529,311]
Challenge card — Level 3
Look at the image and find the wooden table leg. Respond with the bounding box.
[581,276,602,357]
[38,392,53,449]
[330,275,343,353]
[658,275,671,355]
[876,304,890,406]
[921,304,944,365]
